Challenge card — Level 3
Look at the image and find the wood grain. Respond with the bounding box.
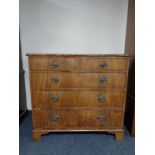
[28,54,129,141]
[32,109,124,129]
[31,72,126,90]
[78,57,128,71]
[29,57,76,71]
[32,90,125,109]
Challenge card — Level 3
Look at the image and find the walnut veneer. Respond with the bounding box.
[27,54,129,141]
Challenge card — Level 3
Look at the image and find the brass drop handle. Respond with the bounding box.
[51,77,59,83]
[49,62,59,69]
[98,96,105,102]
[51,115,60,122]
[97,114,106,121]
[51,96,59,102]
[100,62,107,69]
[99,77,107,83]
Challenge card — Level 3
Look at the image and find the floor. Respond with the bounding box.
[20,113,135,155]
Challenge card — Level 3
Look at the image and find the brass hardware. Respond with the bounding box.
[98,96,105,102]
[97,114,106,121]
[51,96,59,102]
[51,115,60,122]
[51,77,59,83]
[100,62,108,69]
[49,62,59,69]
[99,77,107,83]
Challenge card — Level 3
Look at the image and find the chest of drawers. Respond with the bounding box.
[27,54,129,141]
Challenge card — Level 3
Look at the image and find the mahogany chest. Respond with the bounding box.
[27,54,129,141]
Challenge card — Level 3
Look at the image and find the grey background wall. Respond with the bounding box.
[19,0,129,110]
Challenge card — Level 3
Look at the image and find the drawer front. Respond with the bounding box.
[32,90,125,109]
[78,57,128,71]
[31,72,126,90]
[32,109,124,129]
[29,57,76,71]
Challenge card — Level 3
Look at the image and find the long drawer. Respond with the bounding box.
[32,90,125,109]
[31,72,126,90]
[32,109,124,129]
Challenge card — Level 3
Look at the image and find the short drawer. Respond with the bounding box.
[29,57,76,71]
[32,90,125,109]
[32,109,124,129]
[78,57,129,71]
[31,72,126,90]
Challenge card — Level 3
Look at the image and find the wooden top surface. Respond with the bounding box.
[26,53,130,57]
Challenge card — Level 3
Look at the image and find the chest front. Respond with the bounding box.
[28,54,129,141]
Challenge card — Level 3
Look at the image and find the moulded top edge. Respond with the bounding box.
[26,53,130,57]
